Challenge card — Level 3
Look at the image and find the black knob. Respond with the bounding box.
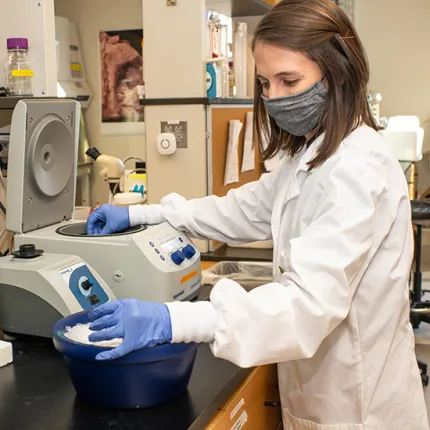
[20,244,36,256]
[81,279,93,291]
[12,244,44,259]
[86,147,101,160]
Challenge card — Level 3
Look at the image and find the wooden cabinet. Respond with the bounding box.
[206,364,281,430]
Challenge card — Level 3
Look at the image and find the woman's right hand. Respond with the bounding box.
[86,204,130,235]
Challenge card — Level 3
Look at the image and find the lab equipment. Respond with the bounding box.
[113,192,144,207]
[0,341,12,368]
[85,148,144,204]
[379,115,424,162]
[4,38,33,96]
[367,92,382,125]
[55,16,93,108]
[0,244,115,338]
[232,22,247,98]
[88,298,172,360]
[208,13,220,58]
[86,146,125,204]
[7,99,202,304]
[228,61,236,97]
[53,310,199,409]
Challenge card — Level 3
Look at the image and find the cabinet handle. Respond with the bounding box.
[264,401,281,407]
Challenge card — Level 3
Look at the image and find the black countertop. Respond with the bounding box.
[0,338,251,430]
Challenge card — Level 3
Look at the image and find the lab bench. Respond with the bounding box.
[0,338,281,430]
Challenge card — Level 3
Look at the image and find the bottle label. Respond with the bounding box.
[11,70,34,77]
[70,63,82,72]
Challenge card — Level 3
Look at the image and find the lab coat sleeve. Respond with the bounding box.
[166,155,387,368]
[130,170,276,244]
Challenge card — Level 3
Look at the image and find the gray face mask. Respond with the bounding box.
[262,80,327,136]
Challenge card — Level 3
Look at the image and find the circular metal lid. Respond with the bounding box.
[28,115,74,197]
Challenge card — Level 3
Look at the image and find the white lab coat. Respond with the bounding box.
[129,125,429,429]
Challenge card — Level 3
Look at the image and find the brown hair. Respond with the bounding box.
[252,0,377,169]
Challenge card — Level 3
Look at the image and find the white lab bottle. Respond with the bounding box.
[221,61,229,98]
[233,22,247,98]
[4,38,34,96]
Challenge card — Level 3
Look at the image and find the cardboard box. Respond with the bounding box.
[205,364,281,430]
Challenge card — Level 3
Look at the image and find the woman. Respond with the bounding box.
[86,0,428,427]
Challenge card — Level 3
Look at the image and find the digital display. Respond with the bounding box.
[160,238,179,253]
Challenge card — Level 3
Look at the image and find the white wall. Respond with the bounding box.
[355,0,430,151]
[54,0,146,205]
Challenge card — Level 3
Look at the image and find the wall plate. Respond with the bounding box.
[161,121,187,148]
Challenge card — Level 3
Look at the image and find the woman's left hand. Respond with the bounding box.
[87,298,172,360]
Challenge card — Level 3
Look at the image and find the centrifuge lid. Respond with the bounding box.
[6,99,80,234]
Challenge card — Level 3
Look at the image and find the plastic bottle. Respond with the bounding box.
[228,61,236,97]
[221,61,229,98]
[233,22,247,97]
[4,38,34,96]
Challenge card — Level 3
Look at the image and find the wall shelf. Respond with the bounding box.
[206,0,271,17]
[140,97,254,106]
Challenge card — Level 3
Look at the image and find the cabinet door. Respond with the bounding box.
[206,365,281,429]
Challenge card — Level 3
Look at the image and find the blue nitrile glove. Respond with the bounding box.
[87,298,173,360]
[86,204,130,235]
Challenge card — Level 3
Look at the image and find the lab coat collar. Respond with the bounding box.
[279,133,325,209]
[295,132,325,174]
[272,132,326,264]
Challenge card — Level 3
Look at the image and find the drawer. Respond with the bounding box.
[206,364,281,430]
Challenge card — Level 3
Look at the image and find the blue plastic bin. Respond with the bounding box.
[53,311,199,409]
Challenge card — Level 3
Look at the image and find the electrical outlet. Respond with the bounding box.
[161,121,187,148]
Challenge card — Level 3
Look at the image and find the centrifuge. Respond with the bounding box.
[7,99,201,304]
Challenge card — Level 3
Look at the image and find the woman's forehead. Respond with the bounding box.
[253,42,319,79]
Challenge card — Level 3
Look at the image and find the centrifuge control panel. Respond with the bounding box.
[147,231,197,266]
[60,261,109,310]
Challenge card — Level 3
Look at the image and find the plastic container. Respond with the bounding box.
[53,311,199,409]
[233,22,247,98]
[202,261,273,289]
[113,192,144,207]
[4,38,33,96]
[72,206,90,221]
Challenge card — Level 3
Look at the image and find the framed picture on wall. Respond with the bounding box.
[99,28,145,136]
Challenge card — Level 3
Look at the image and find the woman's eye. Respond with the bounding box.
[283,79,299,87]
[259,81,270,89]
